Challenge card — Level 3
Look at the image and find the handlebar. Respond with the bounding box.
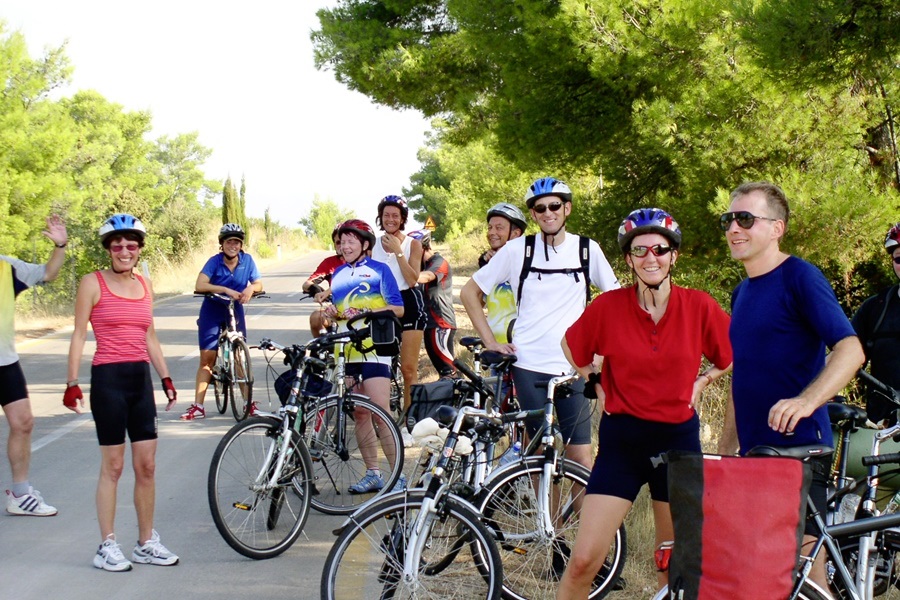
[857,369,900,409]
[862,451,900,467]
[194,291,269,302]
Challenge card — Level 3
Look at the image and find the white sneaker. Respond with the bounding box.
[94,535,133,572]
[6,488,58,517]
[180,404,205,420]
[131,529,179,566]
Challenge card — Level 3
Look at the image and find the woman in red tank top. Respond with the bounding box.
[64,214,180,572]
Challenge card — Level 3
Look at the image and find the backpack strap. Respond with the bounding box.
[869,284,898,346]
[516,234,592,306]
[516,235,536,306]
[579,235,591,305]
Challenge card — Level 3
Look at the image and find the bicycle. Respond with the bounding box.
[321,397,521,599]
[654,369,900,600]
[256,311,405,516]
[196,291,266,421]
[470,371,626,600]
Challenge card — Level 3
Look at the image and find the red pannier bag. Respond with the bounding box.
[666,451,812,600]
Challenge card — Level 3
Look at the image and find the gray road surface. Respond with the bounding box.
[0,251,351,600]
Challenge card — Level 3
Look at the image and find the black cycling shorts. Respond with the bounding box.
[345,361,391,380]
[90,362,158,446]
[399,287,427,331]
[0,362,28,407]
[586,412,701,502]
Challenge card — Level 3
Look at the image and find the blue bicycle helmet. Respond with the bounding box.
[524,177,573,208]
[617,208,682,252]
[99,214,147,247]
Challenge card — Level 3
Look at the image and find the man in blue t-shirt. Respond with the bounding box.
[716,181,864,586]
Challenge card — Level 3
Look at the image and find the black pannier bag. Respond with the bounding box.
[367,310,402,357]
[407,379,458,427]
[274,369,333,405]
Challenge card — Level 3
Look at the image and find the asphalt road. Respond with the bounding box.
[0,251,349,600]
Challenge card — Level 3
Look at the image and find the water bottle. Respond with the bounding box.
[499,441,521,467]
[884,489,900,515]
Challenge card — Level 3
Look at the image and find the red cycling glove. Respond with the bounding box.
[161,377,177,401]
[63,385,83,410]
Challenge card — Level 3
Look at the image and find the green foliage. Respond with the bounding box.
[315,0,900,307]
[298,197,356,247]
[0,23,224,300]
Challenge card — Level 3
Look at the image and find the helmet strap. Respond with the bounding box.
[112,266,135,279]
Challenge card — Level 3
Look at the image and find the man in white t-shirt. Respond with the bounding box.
[0,214,68,516]
[461,178,619,469]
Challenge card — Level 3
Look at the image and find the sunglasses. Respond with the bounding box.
[630,244,673,258]
[110,243,140,252]
[719,211,780,231]
[893,255,900,265]
[532,201,564,214]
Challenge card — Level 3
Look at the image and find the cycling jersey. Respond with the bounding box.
[331,257,403,364]
[307,254,344,286]
[197,251,261,350]
[420,252,456,330]
[852,285,900,422]
[485,281,516,345]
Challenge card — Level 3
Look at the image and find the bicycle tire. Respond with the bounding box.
[213,364,228,414]
[229,338,254,421]
[320,491,503,600]
[476,456,625,600]
[207,416,313,559]
[303,393,404,515]
[390,355,404,423]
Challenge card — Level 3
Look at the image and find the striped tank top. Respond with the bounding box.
[91,272,152,365]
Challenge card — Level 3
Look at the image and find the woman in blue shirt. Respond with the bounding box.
[182,224,263,421]
[321,219,404,493]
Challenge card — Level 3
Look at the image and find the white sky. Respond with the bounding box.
[1,1,431,229]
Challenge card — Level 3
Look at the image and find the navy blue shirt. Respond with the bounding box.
[730,256,856,453]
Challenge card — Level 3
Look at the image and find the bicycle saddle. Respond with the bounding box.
[480,351,517,368]
[459,336,482,349]
[828,401,868,428]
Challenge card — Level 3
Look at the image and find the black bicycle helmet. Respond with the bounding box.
[486,203,527,232]
[885,223,900,254]
[218,223,245,244]
[99,214,147,247]
[617,208,682,252]
[524,177,573,209]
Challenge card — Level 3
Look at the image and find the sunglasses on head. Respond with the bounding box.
[630,244,673,258]
[532,201,564,214]
[110,242,140,252]
[719,211,779,231]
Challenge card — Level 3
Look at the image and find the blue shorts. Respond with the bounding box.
[512,366,592,446]
[90,362,158,446]
[0,362,28,407]
[586,412,701,502]
[345,362,391,380]
[197,298,247,350]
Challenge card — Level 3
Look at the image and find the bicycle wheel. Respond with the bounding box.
[207,416,313,559]
[212,364,228,414]
[303,393,404,515]
[476,456,625,600]
[321,491,503,600]
[229,338,254,422]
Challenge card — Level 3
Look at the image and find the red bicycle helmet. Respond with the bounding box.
[885,223,900,254]
[337,219,376,249]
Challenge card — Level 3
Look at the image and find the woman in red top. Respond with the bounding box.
[65,214,179,572]
[556,209,733,598]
